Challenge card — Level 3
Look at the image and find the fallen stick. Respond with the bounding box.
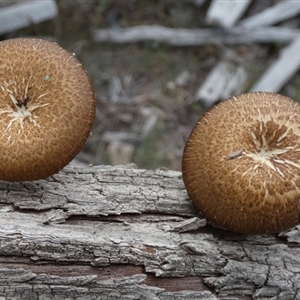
[93,25,300,46]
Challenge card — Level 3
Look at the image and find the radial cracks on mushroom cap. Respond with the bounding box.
[182,91,300,234]
[0,80,50,136]
[244,121,300,179]
[0,38,96,182]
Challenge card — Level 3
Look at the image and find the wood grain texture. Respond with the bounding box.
[0,164,299,299]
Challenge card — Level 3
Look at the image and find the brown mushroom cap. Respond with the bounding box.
[182,92,300,234]
[0,38,95,181]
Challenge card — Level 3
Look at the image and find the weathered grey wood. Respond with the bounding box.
[250,36,300,92]
[194,60,248,106]
[206,0,251,28]
[0,164,300,299]
[0,164,194,216]
[240,0,300,29]
[0,0,58,35]
[93,25,300,46]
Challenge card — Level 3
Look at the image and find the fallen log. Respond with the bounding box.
[0,164,299,299]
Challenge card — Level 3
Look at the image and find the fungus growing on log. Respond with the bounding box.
[182,92,300,234]
[0,38,95,181]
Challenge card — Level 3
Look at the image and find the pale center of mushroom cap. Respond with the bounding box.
[0,79,49,134]
[239,120,300,178]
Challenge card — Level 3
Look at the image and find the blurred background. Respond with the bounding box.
[1,0,300,171]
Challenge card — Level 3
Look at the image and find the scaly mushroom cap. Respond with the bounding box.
[0,38,95,181]
[182,92,300,234]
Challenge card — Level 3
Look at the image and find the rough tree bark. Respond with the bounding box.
[0,164,299,299]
